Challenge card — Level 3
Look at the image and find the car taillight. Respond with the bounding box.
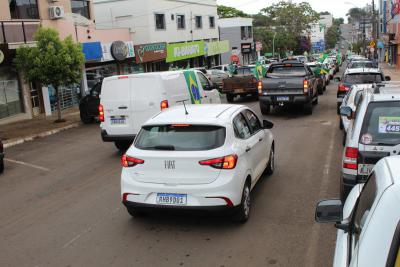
[98,104,104,122]
[258,81,263,95]
[160,100,169,110]
[121,155,144,167]
[343,147,358,170]
[303,80,309,94]
[338,84,350,92]
[199,154,238,170]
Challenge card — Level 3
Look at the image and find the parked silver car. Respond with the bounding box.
[206,69,229,89]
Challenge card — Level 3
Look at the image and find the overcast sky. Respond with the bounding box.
[216,0,372,21]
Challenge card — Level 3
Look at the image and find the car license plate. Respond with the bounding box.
[111,117,126,125]
[358,164,374,175]
[156,193,187,206]
[235,89,245,93]
[277,96,289,101]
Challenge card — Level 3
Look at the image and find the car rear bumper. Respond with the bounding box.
[222,88,257,95]
[101,130,135,142]
[259,95,311,105]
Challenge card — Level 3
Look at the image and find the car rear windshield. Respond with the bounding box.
[344,73,383,84]
[350,62,375,68]
[360,101,400,146]
[267,65,306,77]
[135,125,226,151]
[237,68,254,75]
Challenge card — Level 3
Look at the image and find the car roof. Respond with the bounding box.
[383,156,400,185]
[345,68,381,74]
[104,71,197,82]
[146,104,244,125]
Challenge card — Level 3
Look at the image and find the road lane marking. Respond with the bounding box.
[304,128,336,266]
[5,158,50,172]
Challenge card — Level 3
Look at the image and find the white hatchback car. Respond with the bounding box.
[315,156,400,267]
[121,104,275,222]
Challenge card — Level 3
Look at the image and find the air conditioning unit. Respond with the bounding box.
[49,6,65,19]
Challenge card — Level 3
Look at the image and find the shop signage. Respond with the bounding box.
[134,42,167,63]
[0,49,4,65]
[82,42,103,61]
[206,40,230,56]
[102,41,134,62]
[392,0,400,18]
[241,43,252,53]
[111,41,128,61]
[166,41,205,63]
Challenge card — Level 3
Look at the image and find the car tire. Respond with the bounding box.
[0,160,4,174]
[252,93,259,100]
[260,103,270,115]
[318,85,323,95]
[304,102,313,115]
[126,207,146,218]
[313,95,319,105]
[226,94,234,103]
[115,141,132,151]
[232,182,251,223]
[339,119,344,130]
[265,146,275,176]
[80,108,94,124]
[342,132,347,147]
[340,182,352,202]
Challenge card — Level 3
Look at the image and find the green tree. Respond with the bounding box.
[347,7,368,24]
[217,5,249,18]
[325,25,341,49]
[14,27,84,122]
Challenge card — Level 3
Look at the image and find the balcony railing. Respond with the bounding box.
[0,20,40,44]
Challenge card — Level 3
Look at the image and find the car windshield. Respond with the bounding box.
[344,73,383,84]
[135,124,226,151]
[360,101,400,145]
[267,65,306,77]
[349,62,375,68]
[237,68,254,75]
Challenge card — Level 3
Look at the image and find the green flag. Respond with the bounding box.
[253,61,266,80]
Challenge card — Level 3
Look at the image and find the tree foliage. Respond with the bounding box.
[217,5,249,18]
[347,7,369,23]
[14,27,85,122]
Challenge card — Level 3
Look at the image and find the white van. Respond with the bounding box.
[100,70,221,150]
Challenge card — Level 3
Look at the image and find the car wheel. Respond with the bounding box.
[115,141,132,151]
[226,94,234,103]
[260,103,270,115]
[318,85,323,95]
[80,108,94,124]
[342,132,347,147]
[233,182,251,223]
[252,93,259,100]
[313,95,319,105]
[0,160,4,174]
[339,119,344,130]
[126,207,146,218]
[265,146,274,176]
[340,182,352,202]
[304,102,313,115]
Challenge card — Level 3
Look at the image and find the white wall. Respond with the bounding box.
[310,23,325,43]
[93,0,219,45]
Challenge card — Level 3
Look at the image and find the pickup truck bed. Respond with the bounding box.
[222,67,258,102]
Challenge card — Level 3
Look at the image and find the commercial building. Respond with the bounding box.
[0,0,132,124]
[93,0,228,70]
[379,0,400,66]
[309,15,333,52]
[218,17,254,65]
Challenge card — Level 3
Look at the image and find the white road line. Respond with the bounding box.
[5,158,50,172]
[304,129,336,266]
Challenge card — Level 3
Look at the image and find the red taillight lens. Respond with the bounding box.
[98,104,104,122]
[303,80,309,94]
[258,81,263,95]
[199,154,238,169]
[343,147,358,170]
[338,84,350,92]
[121,155,144,167]
[160,100,169,110]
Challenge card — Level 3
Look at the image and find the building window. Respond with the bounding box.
[155,13,166,30]
[195,16,202,29]
[209,16,215,28]
[177,14,185,29]
[241,26,253,40]
[8,0,39,19]
[0,67,24,120]
[71,0,90,19]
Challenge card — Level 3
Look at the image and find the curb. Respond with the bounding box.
[3,122,81,149]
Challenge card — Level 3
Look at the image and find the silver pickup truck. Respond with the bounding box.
[258,62,319,115]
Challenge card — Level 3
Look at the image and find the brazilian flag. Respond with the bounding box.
[253,61,266,80]
[183,70,202,104]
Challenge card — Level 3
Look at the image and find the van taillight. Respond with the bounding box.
[303,80,309,94]
[98,104,104,122]
[199,154,238,170]
[343,147,358,170]
[258,81,263,95]
[121,155,144,168]
[160,100,169,110]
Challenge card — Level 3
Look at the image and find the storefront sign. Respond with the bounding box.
[241,43,252,54]
[111,41,128,61]
[206,40,230,56]
[166,41,205,63]
[0,50,4,65]
[102,41,134,62]
[82,42,103,61]
[134,42,167,63]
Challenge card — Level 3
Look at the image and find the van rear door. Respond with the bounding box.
[100,76,133,136]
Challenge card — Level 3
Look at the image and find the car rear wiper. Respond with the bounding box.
[147,145,175,150]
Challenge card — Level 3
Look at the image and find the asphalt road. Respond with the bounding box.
[0,75,344,267]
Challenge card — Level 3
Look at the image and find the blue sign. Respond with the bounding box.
[377,41,385,49]
[82,42,103,61]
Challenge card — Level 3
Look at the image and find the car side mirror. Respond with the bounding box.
[385,76,391,81]
[315,199,343,223]
[263,120,274,129]
[334,77,341,82]
[340,106,353,119]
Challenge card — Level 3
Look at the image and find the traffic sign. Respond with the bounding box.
[369,40,376,47]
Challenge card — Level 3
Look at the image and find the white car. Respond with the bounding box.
[121,104,275,222]
[340,85,400,200]
[315,156,400,267]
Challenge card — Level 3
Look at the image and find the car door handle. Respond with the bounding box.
[203,95,208,98]
[118,106,128,109]
[245,146,252,153]
[259,137,263,142]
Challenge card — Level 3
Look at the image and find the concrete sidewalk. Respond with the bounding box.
[380,63,400,80]
[0,107,82,147]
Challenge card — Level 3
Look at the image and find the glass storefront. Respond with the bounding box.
[0,67,24,119]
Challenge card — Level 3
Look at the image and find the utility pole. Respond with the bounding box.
[372,0,378,59]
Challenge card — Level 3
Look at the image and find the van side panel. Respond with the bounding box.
[163,73,191,106]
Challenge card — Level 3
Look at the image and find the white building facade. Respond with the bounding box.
[93,0,229,70]
[310,14,333,52]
